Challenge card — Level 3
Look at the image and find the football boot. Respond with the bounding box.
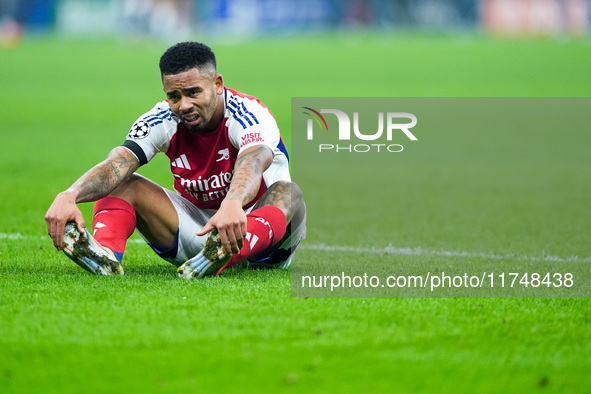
[62,221,124,275]
[177,228,230,279]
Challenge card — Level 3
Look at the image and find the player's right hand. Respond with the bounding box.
[45,191,86,250]
[197,199,246,255]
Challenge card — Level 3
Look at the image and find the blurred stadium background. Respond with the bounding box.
[1,0,589,47]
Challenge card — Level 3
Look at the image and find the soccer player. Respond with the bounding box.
[45,41,306,278]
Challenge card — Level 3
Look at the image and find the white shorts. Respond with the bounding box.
[139,188,306,269]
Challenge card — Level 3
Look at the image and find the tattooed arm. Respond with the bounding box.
[197,144,273,254]
[226,145,273,206]
[45,146,140,249]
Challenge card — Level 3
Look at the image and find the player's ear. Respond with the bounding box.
[214,74,224,94]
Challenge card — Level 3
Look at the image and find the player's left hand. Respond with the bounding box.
[197,199,246,254]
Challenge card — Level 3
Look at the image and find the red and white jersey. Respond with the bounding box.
[122,87,290,210]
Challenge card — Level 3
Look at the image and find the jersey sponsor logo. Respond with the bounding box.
[241,132,264,147]
[174,171,233,202]
[127,120,151,139]
[216,148,230,162]
[171,154,191,170]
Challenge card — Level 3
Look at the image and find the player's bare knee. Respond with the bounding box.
[289,181,303,203]
[261,181,304,220]
[267,180,302,201]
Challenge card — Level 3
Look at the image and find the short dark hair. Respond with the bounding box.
[159,41,217,76]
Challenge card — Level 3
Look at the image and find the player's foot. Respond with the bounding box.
[62,221,124,276]
[177,228,230,279]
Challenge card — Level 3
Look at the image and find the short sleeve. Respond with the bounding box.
[225,95,280,156]
[122,101,178,165]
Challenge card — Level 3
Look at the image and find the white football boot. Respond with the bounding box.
[177,228,231,279]
[62,221,124,275]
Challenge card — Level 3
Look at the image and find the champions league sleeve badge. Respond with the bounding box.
[127,120,151,139]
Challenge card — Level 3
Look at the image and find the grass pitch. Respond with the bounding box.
[1,33,590,393]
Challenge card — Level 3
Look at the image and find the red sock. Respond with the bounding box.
[216,206,287,275]
[92,196,136,258]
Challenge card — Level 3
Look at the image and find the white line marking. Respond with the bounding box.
[299,243,591,263]
[0,233,25,240]
[2,233,589,263]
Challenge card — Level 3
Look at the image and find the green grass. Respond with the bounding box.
[1,32,590,393]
